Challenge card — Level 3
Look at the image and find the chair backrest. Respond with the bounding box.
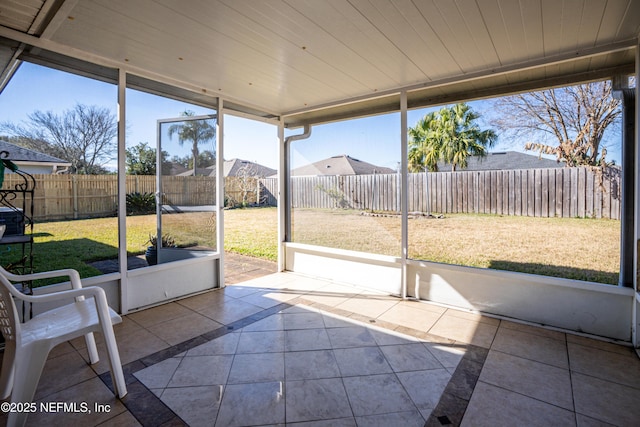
[0,272,21,347]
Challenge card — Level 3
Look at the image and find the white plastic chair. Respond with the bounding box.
[0,266,127,427]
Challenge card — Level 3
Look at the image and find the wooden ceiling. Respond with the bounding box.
[0,0,638,126]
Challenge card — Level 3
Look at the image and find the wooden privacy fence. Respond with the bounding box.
[0,166,621,221]
[259,166,621,219]
[0,174,263,221]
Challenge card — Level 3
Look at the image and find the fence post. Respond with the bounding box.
[72,175,78,220]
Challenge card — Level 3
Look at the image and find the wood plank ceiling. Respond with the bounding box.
[0,0,638,126]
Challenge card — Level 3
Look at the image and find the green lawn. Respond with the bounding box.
[0,207,620,286]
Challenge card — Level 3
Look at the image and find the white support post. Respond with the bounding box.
[117,68,128,314]
[217,98,225,287]
[277,119,286,272]
[400,91,409,299]
[633,42,640,348]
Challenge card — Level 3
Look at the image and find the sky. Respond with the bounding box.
[0,62,622,171]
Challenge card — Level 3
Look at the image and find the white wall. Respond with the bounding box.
[285,243,633,342]
[126,255,219,311]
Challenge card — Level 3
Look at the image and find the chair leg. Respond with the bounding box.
[8,342,51,427]
[84,332,99,364]
[100,324,127,398]
[0,340,16,399]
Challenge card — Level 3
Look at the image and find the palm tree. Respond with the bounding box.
[408,111,442,172]
[167,110,216,176]
[408,103,496,172]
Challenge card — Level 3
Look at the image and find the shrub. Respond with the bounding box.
[126,192,156,215]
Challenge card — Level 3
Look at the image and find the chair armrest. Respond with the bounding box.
[5,284,105,305]
[0,266,83,289]
[8,285,118,331]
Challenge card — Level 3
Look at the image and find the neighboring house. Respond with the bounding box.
[0,140,71,174]
[292,154,395,176]
[166,162,190,176]
[177,158,276,178]
[435,151,563,172]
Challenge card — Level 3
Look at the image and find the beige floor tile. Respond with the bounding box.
[491,326,568,368]
[462,381,575,427]
[424,342,466,369]
[280,276,332,293]
[336,295,399,318]
[284,311,325,330]
[285,350,341,380]
[428,313,497,348]
[146,311,222,346]
[186,332,241,356]
[397,299,447,315]
[215,381,285,426]
[175,288,228,312]
[168,355,234,387]
[161,385,222,427]
[133,356,181,390]
[575,413,617,427]
[500,320,566,342]
[242,314,284,332]
[442,308,501,326]
[342,374,417,416]
[222,285,264,299]
[566,334,634,356]
[355,410,424,427]
[95,410,141,426]
[69,317,143,350]
[568,342,640,389]
[379,343,443,372]
[479,350,573,410]
[378,304,442,332]
[300,283,361,307]
[84,327,171,374]
[237,330,285,353]
[126,302,193,328]
[286,378,353,423]
[396,369,451,411]
[285,328,332,351]
[572,372,640,426]
[238,290,297,308]
[227,352,284,384]
[334,346,393,376]
[327,326,377,349]
[30,377,127,427]
[35,350,97,401]
[47,341,77,359]
[256,289,301,304]
[230,273,298,289]
[197,299,263,325]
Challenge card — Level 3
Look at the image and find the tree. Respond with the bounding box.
[126,142,171,175]
[0,104,117,174]
[408,103,496,172]
[167,110,216,176]
[170,150,215,171]
[491,81,621,167]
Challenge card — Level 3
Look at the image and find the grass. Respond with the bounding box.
[291,208,620,284]
[0,206,620,286]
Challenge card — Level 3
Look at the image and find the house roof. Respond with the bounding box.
[292,155,395,176]
[0,1,636,127]
[436,151,562,172]
[176,159,276,178]
[0,140,70,165]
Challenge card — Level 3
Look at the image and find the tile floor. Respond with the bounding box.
[2,257,640,426]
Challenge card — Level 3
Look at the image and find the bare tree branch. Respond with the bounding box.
[491,81,621,167]
[0,103,117,173]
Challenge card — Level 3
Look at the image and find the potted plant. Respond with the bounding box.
[145,233,176,265]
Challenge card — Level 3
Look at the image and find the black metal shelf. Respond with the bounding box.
[0,150,36,296]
